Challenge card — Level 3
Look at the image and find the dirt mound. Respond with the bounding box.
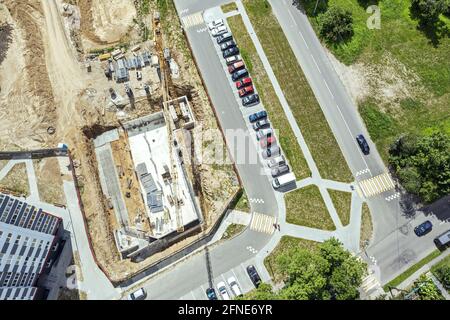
[0,0,57,149]
[78,0,136,48]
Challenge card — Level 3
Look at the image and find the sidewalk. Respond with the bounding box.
[394,250,450,295]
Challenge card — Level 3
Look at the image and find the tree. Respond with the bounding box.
[277,249,330,300]
[412,275,444,300]
[433,265,450,290]
[236,283,278,300]
[318,6,354,43]
[237,239,367,300]
[278,238,366,300]
[389,132,450,203]
[411,0,446,27]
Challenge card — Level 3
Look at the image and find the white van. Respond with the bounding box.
[272,172,296,189]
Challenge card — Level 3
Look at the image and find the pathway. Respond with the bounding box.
[394,250,450,294]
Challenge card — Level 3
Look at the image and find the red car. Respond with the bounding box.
[235,77,252,89]
[260,136,276,148]
[238,85,254,97]
[228,61,244,73]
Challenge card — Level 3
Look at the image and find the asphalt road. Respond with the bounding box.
[269,0,450,283]
[129,0,450,297]
[130,0,281,300]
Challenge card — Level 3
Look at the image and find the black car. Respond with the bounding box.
[206,288,218,300]
[242,93,260,107]
[249,110,267,123]
[356,134,370,155]
[246,265,262,287]
[414,220,433,237]
[220,40,236,51]
[231,68,249,81]
[223,47,240,58]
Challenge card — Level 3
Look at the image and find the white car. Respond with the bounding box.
[217,281,230,300]
[227,277,242,297]
[211,25,227,37]
[127,288,147,300]
[208,18,224,30]
[225,55,241,65]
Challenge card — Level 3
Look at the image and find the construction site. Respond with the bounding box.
[0,0,240,283]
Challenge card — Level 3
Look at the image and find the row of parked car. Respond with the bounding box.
[209,19,260,107]
[210,18,295,189]
[206,264,262,300]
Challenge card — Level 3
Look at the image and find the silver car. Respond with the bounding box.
[267,155,286,168]
[252,119,270,131]
[271,164,289,177]
[262,145,280,159]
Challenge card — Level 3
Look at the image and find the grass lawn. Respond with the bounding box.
[431,255,450,293]
[222,223,246,240]
[383,250,442,291]
[285,185,336,231]
[328,189,352,226]
[299,0,450,161]
[221,2,238,13]
[264,236,318,283]
[242,0,353,183]
[230,189,250,212]
[0,162,30,196]
[359,203,373,250]
[227,15,310,179]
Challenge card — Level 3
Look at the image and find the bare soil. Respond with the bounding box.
[110,130,150,233]
[0,0,239,282]
[0,162,30,196]
[33,158,66,205]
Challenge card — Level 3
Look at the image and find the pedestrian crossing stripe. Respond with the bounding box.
[181,12,204,29]
[361,274,380,292]
[358,172,395,198]
[250,212,275,234]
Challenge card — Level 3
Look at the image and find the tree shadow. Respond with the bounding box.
[410,4,450,47]
[292,0,328,17]
[0,23,14,65]
[421,195,450,223]
[356,0,379,8]
[398,191,420,219]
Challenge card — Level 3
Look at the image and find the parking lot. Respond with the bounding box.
[177,258,260,300]
[204,11,294,185]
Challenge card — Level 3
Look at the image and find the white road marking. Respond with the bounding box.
[356,168,371,177]
[181,12,204,29]
[336,104,372,173]
[299,31,310,49]
[250,212,275,234]
[287,8,298,27]
[311,55,321,74]
[359,173,395,198]
[324,80,333,98]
